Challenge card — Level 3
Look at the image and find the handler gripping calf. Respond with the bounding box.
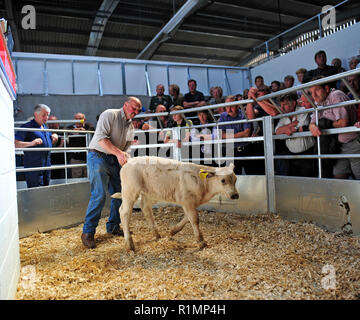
[112,156,239,251]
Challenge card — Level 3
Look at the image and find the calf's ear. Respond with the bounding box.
[199,169,216,180]
[228,163,235,171]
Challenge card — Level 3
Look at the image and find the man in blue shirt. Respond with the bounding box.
[15,104,58,188]
[219,96,251,175]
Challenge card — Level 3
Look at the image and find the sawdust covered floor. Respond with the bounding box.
[16,207,360,300]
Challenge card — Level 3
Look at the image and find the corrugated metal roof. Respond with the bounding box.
[0,0,359,66]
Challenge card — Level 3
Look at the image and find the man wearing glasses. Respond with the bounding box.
[81,97,142,249]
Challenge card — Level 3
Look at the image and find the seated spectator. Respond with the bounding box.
[248,85,279,116]
[164,105,195,149]
[218,96,251,174]
[347,74,360,121]
[191,110,217,166]
[67,113,94,179]
[274,93,316,177]
[243,89,249,99]
[183,79,206,124]
[208,86,225,105]
[284,75,295,88]
[331,58,346,73]
[296,67,308,100]
[296,68,307,84]
[149,84,173,112]
[254,75,264,89]
[279,82,285,90]
[271,80,281,92]
[48,115,65,180]
[169,84,184,108]
[235,94,243,101]
[349,56,360,70]
[308,76,360,179]
[142,104,170,144]
[303,50,338,85]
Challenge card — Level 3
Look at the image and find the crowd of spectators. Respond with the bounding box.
[15,50,360,187]
[132,49,360,180]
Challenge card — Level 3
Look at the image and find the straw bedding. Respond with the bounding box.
[16,207,360,300]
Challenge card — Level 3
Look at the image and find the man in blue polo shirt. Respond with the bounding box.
[219,96,251,175]
[15,104,58,188]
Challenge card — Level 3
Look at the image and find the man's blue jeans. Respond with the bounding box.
[83,151,122,234]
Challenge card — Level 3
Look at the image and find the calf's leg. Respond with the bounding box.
[182,205,206,249]
[119,197,136,251]
[170,215,189,236]
[140,196,160,240]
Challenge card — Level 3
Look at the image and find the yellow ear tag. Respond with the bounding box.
[199,169,208,180]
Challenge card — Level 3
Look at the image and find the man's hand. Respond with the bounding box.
[309,123,322,136]
[32,138,43,146]
[51,133,59,145]
[116,150,129,166]
[248,87,258,100]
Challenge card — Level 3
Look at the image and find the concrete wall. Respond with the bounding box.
[0,71,20,299]
[15,95,151,128]
[250,22,360,87]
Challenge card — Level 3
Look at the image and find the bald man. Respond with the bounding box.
[81,97,143,248]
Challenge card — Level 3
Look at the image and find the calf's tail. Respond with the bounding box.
[111,192,123,199]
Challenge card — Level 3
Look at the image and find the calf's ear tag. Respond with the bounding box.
[199,169,208,180]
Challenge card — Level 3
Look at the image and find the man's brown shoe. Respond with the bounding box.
[81,233,96,249]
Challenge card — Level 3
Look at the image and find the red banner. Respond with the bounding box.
[0,31,16,93]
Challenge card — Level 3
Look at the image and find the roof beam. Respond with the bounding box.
[85,0,120,56]
[136,0,209,60]
[4,0,21,51]
[212,1,310,20]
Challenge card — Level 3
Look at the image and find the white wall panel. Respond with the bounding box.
[0,68,20,299]
[168,66,188,96]
[147,65,168,95]
[73,62,99,95]
[124,64,147,95]
[99,63,123,95]
[47,61,73,94]
[16,59,44,94]
[208,68,227,95]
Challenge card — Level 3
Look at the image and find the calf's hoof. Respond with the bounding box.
[198,241,207,250]
[125,238,135,251]
[170,228,179,236]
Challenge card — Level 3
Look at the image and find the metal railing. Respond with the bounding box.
[14,68,360,209]
[14,121,94,186]
[244,0,355,67]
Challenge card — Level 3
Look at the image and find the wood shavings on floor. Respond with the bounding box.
[16,207,360,300]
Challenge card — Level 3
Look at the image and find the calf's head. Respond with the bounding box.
[200,163,239,200]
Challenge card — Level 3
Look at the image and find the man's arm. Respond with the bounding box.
[15,138,43,148]
[97,138,129,166]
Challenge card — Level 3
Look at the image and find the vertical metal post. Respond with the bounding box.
[63,132,68,183]
[121,62,126,95]
[318,14,323,38]
[315,109,322,178]
[85,133,89,179]
[44,59,48,96]
[265,42,270,61]
[97,62,103,96]
[172,127,182,161]
[145,65,151,96]
[263,116,276,214]
[216,123,222,168]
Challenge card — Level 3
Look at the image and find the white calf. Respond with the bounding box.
[112,156,239,251]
